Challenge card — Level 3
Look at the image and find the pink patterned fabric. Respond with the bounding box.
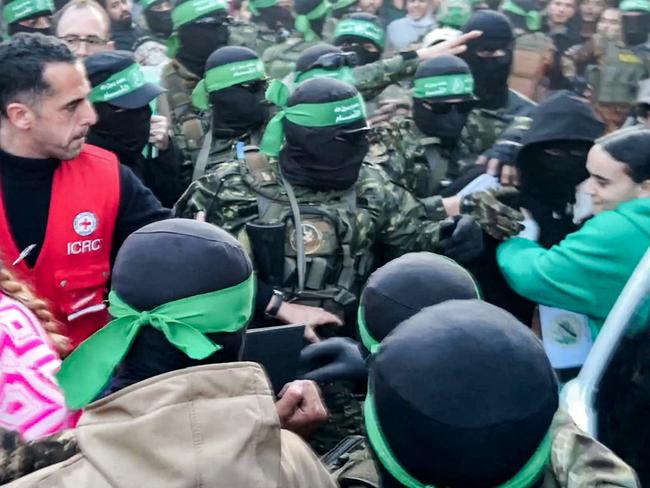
[0,293,79,441]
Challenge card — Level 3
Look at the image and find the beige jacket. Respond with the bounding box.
[7,363,337,488]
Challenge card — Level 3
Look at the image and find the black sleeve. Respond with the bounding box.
[255,278,274,315]
[113,164,172,258]
[142,142,187,209]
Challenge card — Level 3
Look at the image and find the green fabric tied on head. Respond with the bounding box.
[620,0,650,11]
[260,79,366,155]
[249,0,278,16]
[294,0,331,42]
[3,0,53,24]
[357,305,380,354]
[57,273,256,410]
[501,0,541,31]
[334,18,385,48]
[89,63,148,104]
[294,65,356,85]
[364,391,552,488]
[439,6,470,28]
[172,0,227,30]
[140,0,163,10]
[413,73,474,99]
[192,58,266,109]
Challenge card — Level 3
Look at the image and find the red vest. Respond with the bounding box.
[0,145,120,349]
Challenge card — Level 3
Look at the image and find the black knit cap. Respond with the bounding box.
[462,10,514,51]
[359,252,480,352]
[334,12,383,50]
[107,219,254,393]
[289,75,359,106]
[204,45,259,72]
[295,43,343,73]
[368,300,558,487]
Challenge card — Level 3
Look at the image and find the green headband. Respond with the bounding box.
[260,79,366,156]
[4,0,53,24]
[294,0,331,42]
[334,18,385,48]
[57,273,256,410]
[502,0,541,30]
[364,392,552,488]
[192,58,266,109]
[331,0,357,11]
[439,5,470,28]
[620,0,650,11]
[89,63,148,104]
[167,0,227,57]
[294,65,356,85]
[413,73,474,99]
[249,0,278,15]
[357,304,380,353]
[141,0,163,10]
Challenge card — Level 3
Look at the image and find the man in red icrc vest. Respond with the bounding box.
[0,33,170,351]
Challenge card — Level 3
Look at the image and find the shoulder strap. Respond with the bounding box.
[191,129,213,182]
[282,176,306,292]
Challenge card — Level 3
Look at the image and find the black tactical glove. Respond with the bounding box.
[299,338,367,384]
[440,215,484,264]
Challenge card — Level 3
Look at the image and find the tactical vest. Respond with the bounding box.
[238,149,374,320]
[160,60,207,183]
[509,33,554,101]
[589,41,650,105]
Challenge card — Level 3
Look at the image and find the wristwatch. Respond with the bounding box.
[265,290,285,318]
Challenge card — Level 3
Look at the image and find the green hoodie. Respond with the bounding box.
[497,197,650,336]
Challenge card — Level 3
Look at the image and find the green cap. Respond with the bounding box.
[437,0,471,28]
[334,17,385,47]
[620,0,650,11]
[57,272,256,410]
[260,79,366,156]
[192,58,266,109]
[413,73,474,99]
[3,0,53,24]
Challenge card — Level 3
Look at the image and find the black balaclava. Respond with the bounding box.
[256,4,295,30]
[517,90,605,247]
[205,46,269,136]
[367,300,558,487]
[412,54,477,143]
[144,3,173,38]
[106,219,254,394]
[90,103,153,157]
[294,0,328,37]
[334,13,383,65]
[358,252,480,354]
[176,0,230,76]
[8,13,53,36]
[280,77,369,191]
[622,12,650,46]
[461,11,514,110]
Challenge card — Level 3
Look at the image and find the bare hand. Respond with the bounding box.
[149,115,170,151]
[417,30,482,60]
[275,301,343,343]
[275,380,329,438]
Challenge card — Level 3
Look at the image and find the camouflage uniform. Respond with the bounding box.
[262,36,326,79]
[0,429,78,485]
[230,19,290,56]
[328,410,641,488]
[462,89,536,155]
[367,116,476,214]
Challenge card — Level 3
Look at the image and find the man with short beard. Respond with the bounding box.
[0,33,169,351]
[100,0,146,50]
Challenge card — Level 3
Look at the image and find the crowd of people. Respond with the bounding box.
[0,0,649,484]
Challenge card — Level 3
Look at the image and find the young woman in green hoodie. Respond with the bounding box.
[497,128,650,337]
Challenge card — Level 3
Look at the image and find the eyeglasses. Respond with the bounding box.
[60,35,108,51]
[307,51,359,71]
[421,99,477,114]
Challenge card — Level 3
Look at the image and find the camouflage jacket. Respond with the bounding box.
[262,36,325,80]
[329,410,640,488]
[367,117,475,217]
[159,59,208,187]
[0,428,78,485]
[230,19,290,57]
[462,89,536,155]
[174,157,446,260]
